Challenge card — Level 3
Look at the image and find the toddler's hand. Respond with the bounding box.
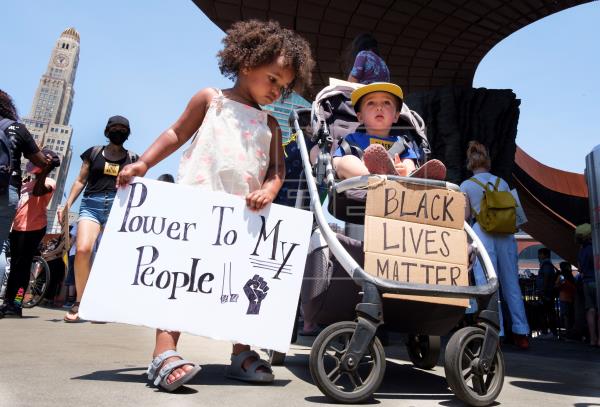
[246,188,275,212]
[116,161,149,188]
[393,154,409,177]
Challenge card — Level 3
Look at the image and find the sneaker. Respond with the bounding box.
[409,159,447,180]
[513,334,529,350]
[0,303,22,318]
[363,144,398,175]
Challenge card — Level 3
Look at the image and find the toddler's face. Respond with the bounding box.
[356,92,401,136]
[242,55,295,106]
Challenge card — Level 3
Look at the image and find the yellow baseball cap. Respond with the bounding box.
[350,82,404,110]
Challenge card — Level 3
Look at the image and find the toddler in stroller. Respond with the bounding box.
[283,79,505,405]
[332,82,446,181]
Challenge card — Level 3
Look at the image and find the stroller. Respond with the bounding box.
[285,80,504,406]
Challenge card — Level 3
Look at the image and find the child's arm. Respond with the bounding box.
[246,115,285,211]
[60,160,90,225]
[331,135,369,179]
[32,160,56,196]
[116,88,217,187]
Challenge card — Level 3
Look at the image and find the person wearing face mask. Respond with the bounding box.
[59,115,138,322]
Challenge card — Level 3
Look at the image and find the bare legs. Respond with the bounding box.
[73,219,102,302]
[586,308,600,346]
[332,155,369,180]
[64,219,101,321]
[153,330,194,385]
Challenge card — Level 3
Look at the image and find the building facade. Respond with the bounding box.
[262,92,311,143]
[22,28,80,232]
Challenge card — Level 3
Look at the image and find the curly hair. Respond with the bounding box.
[0,89,18,121]
[218,20,314,98]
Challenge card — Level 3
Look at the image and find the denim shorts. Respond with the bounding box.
[79,191,116,227]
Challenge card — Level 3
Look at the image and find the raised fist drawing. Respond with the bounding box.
[243,274,269,315]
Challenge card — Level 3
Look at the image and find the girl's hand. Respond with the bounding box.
[58,205,68,225]
[246,189,276,212]
[393,154,410,176]
[116,161,149,188]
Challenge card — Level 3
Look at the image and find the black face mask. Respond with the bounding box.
[107,131,128,145]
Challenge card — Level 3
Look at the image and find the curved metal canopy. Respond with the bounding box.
[193,0,590,97]
[192,0,593,264]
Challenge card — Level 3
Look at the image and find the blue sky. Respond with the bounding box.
[473,1,600,174]
[1,0,598,209]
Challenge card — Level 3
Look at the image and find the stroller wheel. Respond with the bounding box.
[444,326,505,407]
[406,335,440,370]
[268,350,286,366]
[309,321,385,404]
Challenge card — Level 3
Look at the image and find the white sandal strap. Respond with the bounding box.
[230,350,259,363]
[247,359,272,374]
[147,350,180,379]
[154,359,195,386]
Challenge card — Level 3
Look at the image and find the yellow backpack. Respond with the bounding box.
[470,177,517,234]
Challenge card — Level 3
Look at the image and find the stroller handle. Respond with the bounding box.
[336,175,459,193]
[290,110,498,299]
[288,108,311,128]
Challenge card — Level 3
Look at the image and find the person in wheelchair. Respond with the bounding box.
[332,82,446,181]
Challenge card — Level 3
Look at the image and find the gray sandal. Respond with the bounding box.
[225,350,274,383]
[147,350,201,391]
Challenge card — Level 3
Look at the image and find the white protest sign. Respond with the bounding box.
[79,178,312,353]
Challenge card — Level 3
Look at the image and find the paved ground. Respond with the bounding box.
[1,306,599,407]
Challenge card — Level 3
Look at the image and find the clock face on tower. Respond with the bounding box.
[53,53,70,68]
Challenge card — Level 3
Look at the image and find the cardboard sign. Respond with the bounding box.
[364,216,468,266]
[79,178,312,353]
[364,252,469,307]
[366,178,465,230]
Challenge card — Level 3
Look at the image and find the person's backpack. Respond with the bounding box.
[88,145,139,166]
[469,176,517,234]
[0,118,16,194]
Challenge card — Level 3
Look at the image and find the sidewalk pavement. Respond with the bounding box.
[1,306,599,407]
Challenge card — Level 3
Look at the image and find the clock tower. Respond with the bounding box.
[28,27,79,125]
[22,28,80,231]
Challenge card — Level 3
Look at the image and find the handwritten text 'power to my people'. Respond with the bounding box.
[117,182,301,300]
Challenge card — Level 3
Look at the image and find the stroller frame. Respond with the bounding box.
[289,106,504,405]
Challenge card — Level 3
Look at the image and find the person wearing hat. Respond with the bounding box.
[576,223,599,346]
[0,149,60,318]
[60,115,138,323]
[332,82,446,180]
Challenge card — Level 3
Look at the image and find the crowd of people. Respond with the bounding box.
[528,225,599,346]
[0,19,598,395]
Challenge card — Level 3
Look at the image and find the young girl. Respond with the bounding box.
[117,20,314,391]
